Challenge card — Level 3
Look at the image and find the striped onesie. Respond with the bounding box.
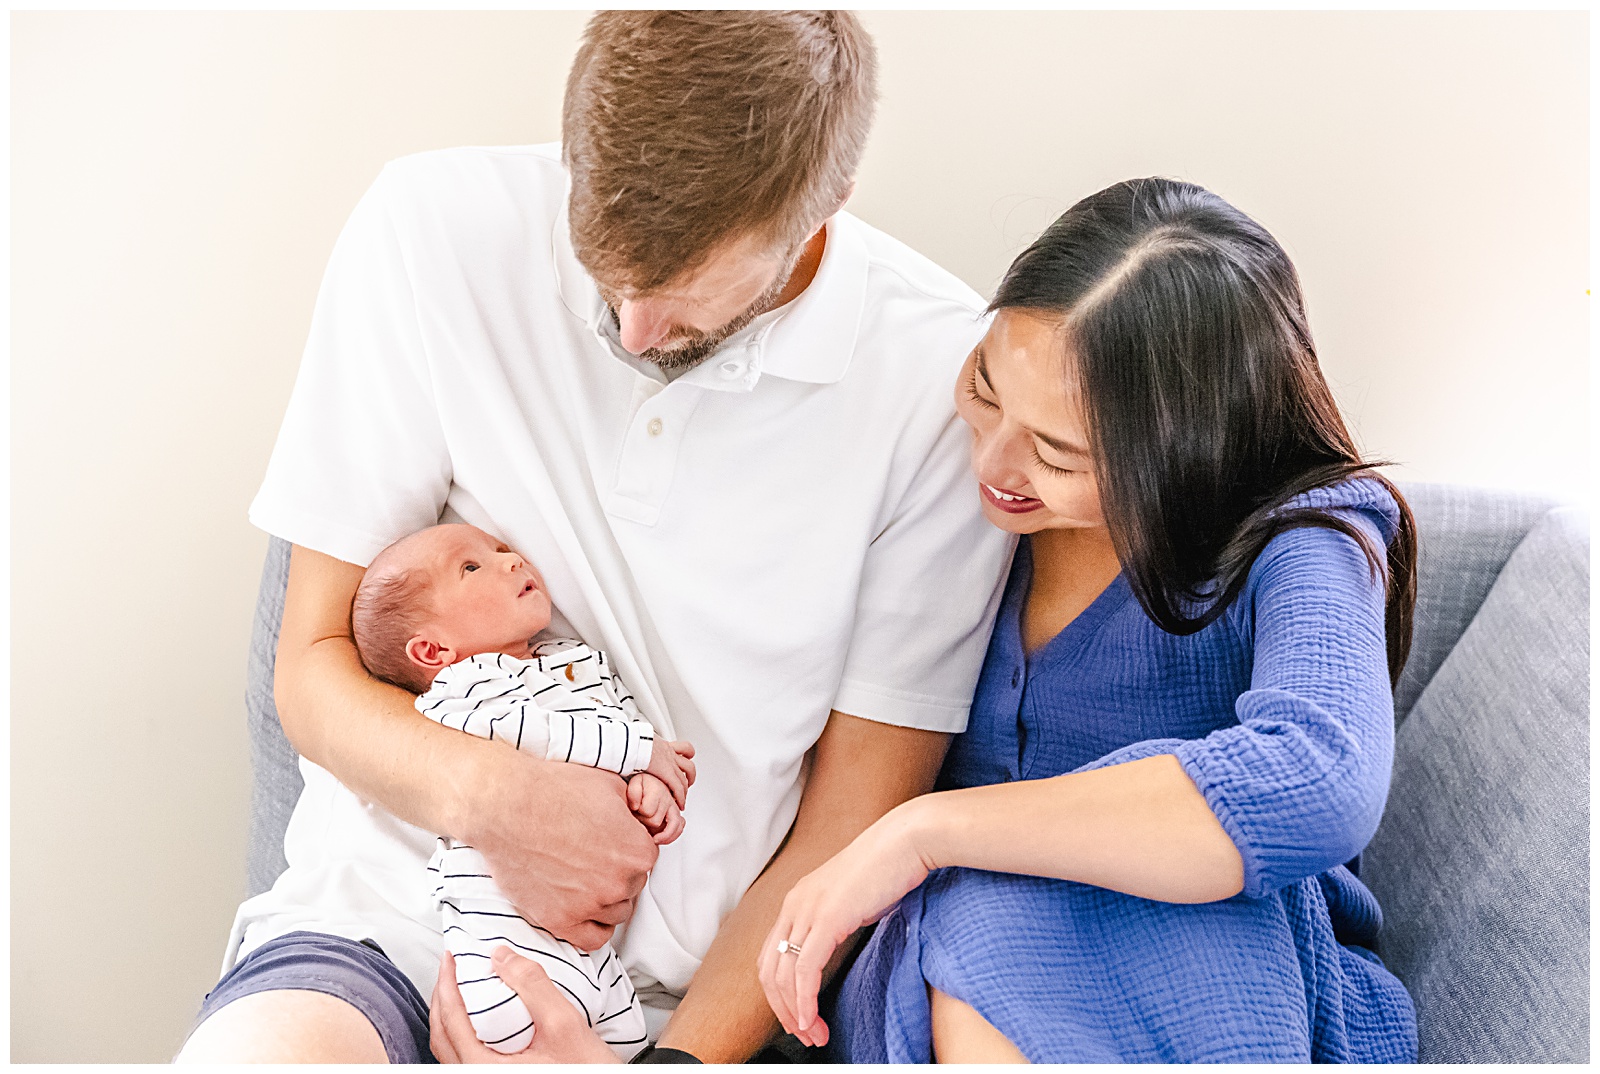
[418,640,653,1058]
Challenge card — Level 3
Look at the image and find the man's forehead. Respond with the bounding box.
[609,231,787,302]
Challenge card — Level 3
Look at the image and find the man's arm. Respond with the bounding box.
[275,544,658,950]
[653,710,949,1062]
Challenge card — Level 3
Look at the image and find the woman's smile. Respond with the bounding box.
[980,482,1043,513]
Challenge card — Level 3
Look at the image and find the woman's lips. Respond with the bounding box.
[980,481,1043,514]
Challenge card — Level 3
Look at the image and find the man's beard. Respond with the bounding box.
[607,248,802,374]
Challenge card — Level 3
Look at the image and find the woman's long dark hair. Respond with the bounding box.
[993,178,1417,684]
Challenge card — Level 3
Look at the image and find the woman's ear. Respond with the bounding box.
[405,634,453,676]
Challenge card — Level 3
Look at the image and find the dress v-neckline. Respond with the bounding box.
[1010,537,1133,669]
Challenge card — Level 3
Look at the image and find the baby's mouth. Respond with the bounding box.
[518,580,536,597]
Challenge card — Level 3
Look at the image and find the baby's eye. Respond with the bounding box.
[464,563,479,573]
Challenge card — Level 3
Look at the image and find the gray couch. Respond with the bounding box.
[241,481,1590,1062]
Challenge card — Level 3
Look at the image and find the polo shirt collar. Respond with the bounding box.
[551,199,868,387]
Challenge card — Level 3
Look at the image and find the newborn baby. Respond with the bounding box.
[351,523,695,1057]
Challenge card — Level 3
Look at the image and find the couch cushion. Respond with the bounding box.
[1393,482,1557,725]
[1364,506,1589,1062]
[245,535,299,898]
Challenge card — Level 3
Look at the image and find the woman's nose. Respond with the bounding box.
[971,424,1030,488]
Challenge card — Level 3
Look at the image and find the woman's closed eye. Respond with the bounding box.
[965,367,998,410]
[1030,444,1073,477]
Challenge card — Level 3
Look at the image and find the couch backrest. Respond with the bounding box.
[1363,503,1589,1062]
[1391,482,1557,724]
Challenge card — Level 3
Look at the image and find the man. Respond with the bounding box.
[179,11,1011,1063]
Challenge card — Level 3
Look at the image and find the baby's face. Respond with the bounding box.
[403,524,553,661]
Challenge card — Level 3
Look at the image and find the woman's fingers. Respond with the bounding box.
[792,928,832,1033]
[758,914,802,1037]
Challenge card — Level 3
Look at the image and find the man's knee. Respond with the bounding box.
[175,988,389,1064]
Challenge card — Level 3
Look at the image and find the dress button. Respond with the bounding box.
[647,417,663,437]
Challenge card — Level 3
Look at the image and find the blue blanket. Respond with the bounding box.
[833,480,1418,1062]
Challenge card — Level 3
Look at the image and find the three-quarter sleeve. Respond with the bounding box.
[1062,513,1396,898]
[1168,520,1395,898]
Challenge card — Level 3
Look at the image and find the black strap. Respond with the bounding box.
[630,1044,703,1063]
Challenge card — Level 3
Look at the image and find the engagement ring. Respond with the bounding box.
[776,939,803,957]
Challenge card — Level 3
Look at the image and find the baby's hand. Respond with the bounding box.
[627,773,685,845]
[643,737,696,808]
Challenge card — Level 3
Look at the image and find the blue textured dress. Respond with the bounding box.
[833,479,1419,1063]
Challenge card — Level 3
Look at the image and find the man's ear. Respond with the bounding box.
[405,634,454,676]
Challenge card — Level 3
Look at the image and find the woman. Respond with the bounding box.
[757,178,1420,1063]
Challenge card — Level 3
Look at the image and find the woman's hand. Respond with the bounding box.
[430,948,618,1064]
[757,800,937,1048]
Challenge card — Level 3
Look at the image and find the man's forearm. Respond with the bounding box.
[655,712,951,1062]
[653,822,858,1061]
[277,631,488,837]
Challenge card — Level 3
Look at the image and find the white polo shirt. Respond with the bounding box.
[239,144,1014,1020]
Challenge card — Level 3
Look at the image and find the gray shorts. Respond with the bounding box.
[191,931,434,1064]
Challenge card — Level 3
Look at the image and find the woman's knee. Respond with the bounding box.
[174,988,389,1064]
[927,985,1028,1064]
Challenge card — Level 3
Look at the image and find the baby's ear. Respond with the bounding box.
[405,634,451,675]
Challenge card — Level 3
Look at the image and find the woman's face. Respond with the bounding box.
[954,308,1106,535]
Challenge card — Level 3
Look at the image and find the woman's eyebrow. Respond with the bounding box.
[1036,429,1091,458]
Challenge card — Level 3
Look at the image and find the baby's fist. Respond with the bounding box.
[644,737,692,808]
[627,773,685,845]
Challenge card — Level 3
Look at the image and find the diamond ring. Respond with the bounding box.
[776,939,803,957]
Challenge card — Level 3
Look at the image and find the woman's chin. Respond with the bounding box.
[980,497,1053,534]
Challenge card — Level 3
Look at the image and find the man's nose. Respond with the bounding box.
[616,299,675,355]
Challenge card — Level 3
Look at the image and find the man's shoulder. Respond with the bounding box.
[837,211,986,319]
[368,143,567,223]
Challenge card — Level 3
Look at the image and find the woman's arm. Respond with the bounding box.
[914,753,1242,901]
[276,544,658,950]
[757,754,1239,1045]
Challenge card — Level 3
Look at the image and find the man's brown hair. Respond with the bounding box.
[562,10,878,292]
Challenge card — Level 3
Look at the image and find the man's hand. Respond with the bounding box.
[641,737,696,807]
[464,745,659,952]
[627,772,686,844]
[431,949,616,1064]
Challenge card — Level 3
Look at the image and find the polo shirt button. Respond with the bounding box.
[1011,667,1021,688]
[647,417,663,437]
[718,361,744,378]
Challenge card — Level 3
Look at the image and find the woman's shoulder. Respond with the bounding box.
[1239,477,1400,607]
[1272,475,1400,544]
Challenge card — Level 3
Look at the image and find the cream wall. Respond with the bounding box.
[10,11,1587,1063]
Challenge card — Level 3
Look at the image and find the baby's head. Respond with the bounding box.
[351,523,553,693]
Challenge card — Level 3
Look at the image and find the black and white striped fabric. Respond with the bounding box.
[419,641,652,1057]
